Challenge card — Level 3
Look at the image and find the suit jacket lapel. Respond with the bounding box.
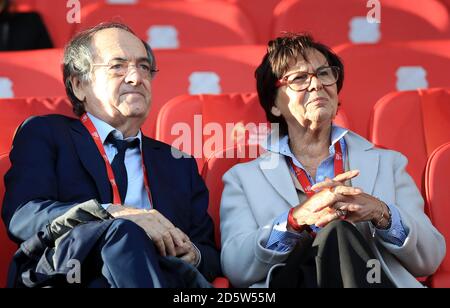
[259,153,299,207]
[69,120,112,203]
[345,132,380,196]
[141,138,162,210]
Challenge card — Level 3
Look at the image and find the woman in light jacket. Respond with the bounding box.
[220,34,445,288]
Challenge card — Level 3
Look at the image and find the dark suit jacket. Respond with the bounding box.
[1,115,221,281]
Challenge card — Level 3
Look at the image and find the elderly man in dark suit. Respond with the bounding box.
[2,22,221,287]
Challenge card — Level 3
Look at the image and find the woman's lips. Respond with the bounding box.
[306,97,328,107]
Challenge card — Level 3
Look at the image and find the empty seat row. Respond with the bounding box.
[0,45,267,137]
[12,0,259,48]
[336,40,450,138]
[2,40,450,138]
[8,0,450,48]
[273,0,450,46]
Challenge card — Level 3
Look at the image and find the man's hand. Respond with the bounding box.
[107,205,190,257]
[175,241,200,266]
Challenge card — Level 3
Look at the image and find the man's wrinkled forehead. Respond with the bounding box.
[90,28,148,62]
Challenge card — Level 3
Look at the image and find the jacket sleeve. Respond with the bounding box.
[220,167,292,288]
[374,152,446,277]
[2,117,77,243]
[187,158,222,282]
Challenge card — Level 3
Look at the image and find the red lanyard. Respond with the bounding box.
[80,113,153,207]
[288,141,344,198]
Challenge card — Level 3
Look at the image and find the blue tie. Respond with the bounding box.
[107,134,139,203]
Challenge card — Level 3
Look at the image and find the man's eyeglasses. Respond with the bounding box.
[92,59,159,79]
[276,66,340,92]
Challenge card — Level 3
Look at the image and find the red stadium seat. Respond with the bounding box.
[156,92,350,172]
[156,93,269,171]
[0,97,74,155]
[33,0,131,47]
[0,154,17,288]
[425,142,450,288]
[32,0,80,47]
[201,144,264,249]
[0,49,65,98]
[336,40,450,139]
[0,45,265,139]
[74,1,257,49]
[273,0,450,46]
[226,0,281,43]
[371,88,450,190]
[144,45,266,137]
[32,0,109,47]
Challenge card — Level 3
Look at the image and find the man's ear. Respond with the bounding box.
[271,105,281,117]
[70,76,86,102]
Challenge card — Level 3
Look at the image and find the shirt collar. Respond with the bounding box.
[265,125,349,157]
[86,112,142,149]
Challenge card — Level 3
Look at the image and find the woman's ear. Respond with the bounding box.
[70,76,86,102]
[271,105,281,117]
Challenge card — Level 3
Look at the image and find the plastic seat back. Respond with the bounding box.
[201,144,264,249]
[140,45,266,137]
[336,40,450,139]
[0,97,74,155]
[371,88,450,190]
[425,142,450,288]
[156,93,268,171]
[75,1,257,49]
[273,0,450,46]
[0,49,65,98]
[226,0,281,43]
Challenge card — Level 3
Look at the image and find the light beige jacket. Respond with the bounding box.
[220,130,446,288]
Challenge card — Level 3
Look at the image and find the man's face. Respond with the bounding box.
[80,28,153,125]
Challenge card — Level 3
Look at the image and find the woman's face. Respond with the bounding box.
[272,48,339,131]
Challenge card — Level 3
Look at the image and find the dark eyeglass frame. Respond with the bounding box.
[275,66,340,92]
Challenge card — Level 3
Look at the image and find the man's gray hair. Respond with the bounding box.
[62,22,157,117]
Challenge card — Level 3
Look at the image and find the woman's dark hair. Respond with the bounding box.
[62,22,157,116]
[255,33,344,136]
